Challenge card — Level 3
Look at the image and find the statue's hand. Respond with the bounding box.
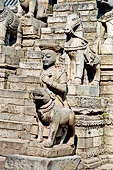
[42,75,53,86]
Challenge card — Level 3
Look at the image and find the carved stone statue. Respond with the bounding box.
[0,0,22,47]
[95,0,113,54]
[18,0,46,19]
[33,45,75,148]
[64,13,100,85]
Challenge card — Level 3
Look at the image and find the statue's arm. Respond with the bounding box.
[42,72,67,94]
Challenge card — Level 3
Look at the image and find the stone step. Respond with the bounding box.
[53,1,96,12]
[7,75,40,91]
[0,156,6,170]
[0,119,34,140]
[0,89,30,99]
[0,138,28,157]
[97,164,113,170]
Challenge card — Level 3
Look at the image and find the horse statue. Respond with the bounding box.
[64,13,100,85]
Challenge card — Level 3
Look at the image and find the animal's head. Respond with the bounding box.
[0,0,5,13]
[64,13,81,35]
[33,88,51,107]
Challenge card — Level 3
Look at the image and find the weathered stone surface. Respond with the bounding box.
[68,85,99,97]
[27,142,75,158]
[4,155,82,170]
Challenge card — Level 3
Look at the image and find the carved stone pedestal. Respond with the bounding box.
[21,17,47,49]
[27,141,75,158]
[4,154,83,170]
[68,85,99,97]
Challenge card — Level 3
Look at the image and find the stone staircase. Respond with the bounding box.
[39,0,97,48]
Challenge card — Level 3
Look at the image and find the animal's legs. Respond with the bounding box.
[60,126,68,144]
[43,123,59,147]
[37,121,44,143]
[0,21,7,45]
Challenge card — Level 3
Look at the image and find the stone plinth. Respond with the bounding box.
[27,141,75,158]
[68,85,99,97]
[4,154,83,170]
[20,17,47,49]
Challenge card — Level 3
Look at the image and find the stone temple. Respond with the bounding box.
[0,0,113,169]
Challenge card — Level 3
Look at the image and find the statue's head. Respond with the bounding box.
[0,0,5,12]
[42,49,56,69]
[64,13,81,34]
[39,43,63,69]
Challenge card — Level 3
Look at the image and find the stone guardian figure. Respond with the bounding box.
[0,0,22,47]
[64,13,100,85]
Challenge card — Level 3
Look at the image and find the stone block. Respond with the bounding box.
[0,138,28,156]
[0,89,29,99]
[4,154,82,170]
[17,69,42,77]
[67,96,103,110]
[76,127,103,138]
[77,137,93,149]
[93,136,103,147]
[105,136,113,146]
[68,85,99,97]
[19,62,42,70]
[104,126,113,136]
[27,142,75,158]
[27,50,42,59]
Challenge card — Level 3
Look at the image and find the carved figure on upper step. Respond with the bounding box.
[0,0,22,48]
[94,0,113,54]
[64,13,100,85]
[17,0,46,19]
[33,44,75,148]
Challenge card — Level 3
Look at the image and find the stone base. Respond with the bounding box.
[68,85,99,97]
[4,155,82,170]
[27,141,75,158]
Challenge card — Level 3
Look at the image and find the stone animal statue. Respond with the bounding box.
[18,0,46,19]
[33,88,75,148]
[64,13,100,85]
[95,0,113,54]
[0,0,22,47]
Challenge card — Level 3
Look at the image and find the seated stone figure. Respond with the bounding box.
[18,0,46,19]
[33,44,75,148]
[95,0,113,54]
[64,13,100,85]
[0,0,22,47]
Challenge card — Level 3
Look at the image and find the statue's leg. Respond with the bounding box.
[91,63,100,85]
[0,21,7,45]
[37,121,44,143]
[25,0,37,17]
[43,122,59,147]
[74,49,84,85]
[15,22,22,49]
[93,21,106,54]
[17,0,24,17]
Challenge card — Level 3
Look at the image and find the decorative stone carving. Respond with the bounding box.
[0,0,22,48]
[95,0,113,54]
[33,45,75,148]
[64,13,100,85]
[18,0,46,19]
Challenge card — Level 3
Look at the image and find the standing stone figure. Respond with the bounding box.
[64,13,100,85]
[33,44,75,148]
[95,0,113,54]
[17,0,46,19]
[0,0,22,47]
